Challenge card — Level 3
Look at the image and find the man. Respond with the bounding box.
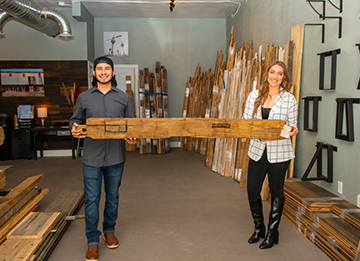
[70,56,138,261]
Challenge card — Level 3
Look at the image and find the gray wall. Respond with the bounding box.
[0,8,88,60]
[227,0,360,205]
[94,17,226,117]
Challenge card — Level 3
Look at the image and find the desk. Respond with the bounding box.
[32,127,75,160]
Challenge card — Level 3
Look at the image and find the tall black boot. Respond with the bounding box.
[248,198,266,244]
[259,197,285,249]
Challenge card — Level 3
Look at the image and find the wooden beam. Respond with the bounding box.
[77,118,287,140]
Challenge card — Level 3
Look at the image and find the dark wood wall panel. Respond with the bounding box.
[0,61,88,127]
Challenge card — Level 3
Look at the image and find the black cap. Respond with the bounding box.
[93,56,114,70]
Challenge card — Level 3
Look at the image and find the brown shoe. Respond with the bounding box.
[103,232,119,249]
[85,245,98,261]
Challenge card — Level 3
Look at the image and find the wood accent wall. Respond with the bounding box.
[0,61,88,126]
[0,61,88,150]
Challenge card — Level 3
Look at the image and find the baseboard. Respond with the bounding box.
[36,150,73,157]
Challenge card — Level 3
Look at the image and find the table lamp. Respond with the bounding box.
[37,107,48,127]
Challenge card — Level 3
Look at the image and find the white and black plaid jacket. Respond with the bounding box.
[242,89,298,163]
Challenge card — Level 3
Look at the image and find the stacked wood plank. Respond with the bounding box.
[34,190,85,261]
[125,75,137,152]
[0,174,48,244]
[283,179,360,261]
[138,62,170,154]
[0,170,5,190]
[0,212,62,260]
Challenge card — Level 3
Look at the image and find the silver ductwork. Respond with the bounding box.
[0,11,12,38]
[0,0,73,39]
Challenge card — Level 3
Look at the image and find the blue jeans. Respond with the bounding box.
[82,162,124,246]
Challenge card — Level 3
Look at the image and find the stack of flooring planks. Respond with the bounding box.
[179,24,304,201]
[283,179,360,261]
[0,173,85,260]
[138,62,170,154]
[33,190,85,261]
[0,174,48,245]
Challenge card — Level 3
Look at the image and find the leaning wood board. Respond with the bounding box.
[77,118,286,140]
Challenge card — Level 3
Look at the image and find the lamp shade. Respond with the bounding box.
[37,107,48,118]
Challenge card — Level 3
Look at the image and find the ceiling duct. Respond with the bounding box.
[0,11,12,38]
[0,0,73,39]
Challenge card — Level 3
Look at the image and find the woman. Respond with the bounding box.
[242,61,299,249]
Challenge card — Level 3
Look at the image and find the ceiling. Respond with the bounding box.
[36,0,244,18]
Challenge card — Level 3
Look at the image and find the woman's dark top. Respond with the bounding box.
[262,107,271,120]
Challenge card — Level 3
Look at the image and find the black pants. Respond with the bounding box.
[247,149,290,200]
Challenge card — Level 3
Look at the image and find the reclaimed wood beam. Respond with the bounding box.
[77,118,287,140]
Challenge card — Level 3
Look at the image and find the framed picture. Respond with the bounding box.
[103,31,129,57]
[1,68,45,97]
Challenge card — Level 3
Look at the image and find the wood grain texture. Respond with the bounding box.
[78,118,286,140]
[7,212,61,239]
[0,188,48,240]
[0,170,5,190]
[34,190,85,261]
[0,174,44,218]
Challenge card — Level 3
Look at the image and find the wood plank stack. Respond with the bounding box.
[0,174,48,245]
[283,179,360,261]
[138,62,170,154]
[0,212,62,260]
[34,190,85,261]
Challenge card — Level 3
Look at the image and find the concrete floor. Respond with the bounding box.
[1,149,330,261]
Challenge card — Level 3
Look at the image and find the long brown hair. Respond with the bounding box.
[252,60,292,118]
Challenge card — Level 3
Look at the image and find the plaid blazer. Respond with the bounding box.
[243,89,298,163]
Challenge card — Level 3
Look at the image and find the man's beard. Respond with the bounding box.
[97,77,112,85]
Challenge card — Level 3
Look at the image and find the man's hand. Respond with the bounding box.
[125,137,139,145]
[71,123,84,139]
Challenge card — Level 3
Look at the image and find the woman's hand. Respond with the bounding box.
[125,137,139,145]
[289,127,299,137]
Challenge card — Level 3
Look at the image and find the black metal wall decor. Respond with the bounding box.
[301,142,337,183]
[318,49,341,90]
[335,98,360,141]
[305,24,325,44]
[306,0,343,43]
[303,96,322,132]
[356,44,360,90]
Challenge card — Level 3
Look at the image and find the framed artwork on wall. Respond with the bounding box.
[103,31,129,57]
[0,68,45,97]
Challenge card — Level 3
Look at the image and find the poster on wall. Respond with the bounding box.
[1,68,45,97]
[103,31,129,57]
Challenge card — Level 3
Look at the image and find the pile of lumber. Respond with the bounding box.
[0,174,48,245]
[179,24,304,200]
[0,174,85,260]
[283,179,360,261]
[138,62,170,154]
